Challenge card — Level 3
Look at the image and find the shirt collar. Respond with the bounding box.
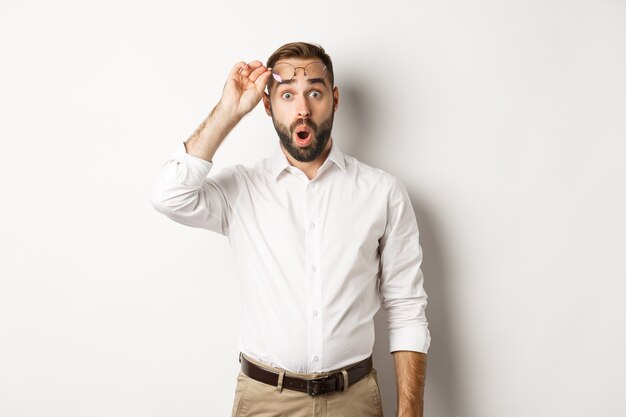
[270,139,347,180]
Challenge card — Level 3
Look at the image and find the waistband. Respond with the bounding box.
[239,352,374,397]
[239,352,370,378]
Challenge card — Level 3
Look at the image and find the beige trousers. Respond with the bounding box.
[231,354,384,417]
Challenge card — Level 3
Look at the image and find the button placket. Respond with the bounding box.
[305,180,323,371]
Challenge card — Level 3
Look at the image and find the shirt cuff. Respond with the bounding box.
[389,325,431,354]
[166,141,213,186]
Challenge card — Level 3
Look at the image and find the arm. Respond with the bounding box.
[378,177,431,415]
[393,350,427,417]
[150,61,272,232]
[185,60,273,162]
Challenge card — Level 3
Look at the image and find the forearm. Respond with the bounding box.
[184,101,242,162]
[392,350,427,417]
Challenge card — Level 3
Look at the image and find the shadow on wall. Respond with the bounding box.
[339,81,462,417]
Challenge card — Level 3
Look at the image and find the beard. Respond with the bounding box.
[272,112,334,163]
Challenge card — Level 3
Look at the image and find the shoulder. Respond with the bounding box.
[211,155,273,183]
[343,153,403,194]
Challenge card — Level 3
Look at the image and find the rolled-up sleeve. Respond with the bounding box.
[150,141,232,236]
[379,177,430,354]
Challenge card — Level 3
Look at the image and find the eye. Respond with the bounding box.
[309,91,321,98]
[281,92,293,100]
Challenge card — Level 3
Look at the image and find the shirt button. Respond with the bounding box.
[313,310,318,317]
[309,222,316,229]
[311,266,317,272]
[313,356,319,362]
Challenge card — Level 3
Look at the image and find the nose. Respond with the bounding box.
[296,95,311,119]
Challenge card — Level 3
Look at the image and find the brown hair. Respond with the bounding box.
[266,42,334,92]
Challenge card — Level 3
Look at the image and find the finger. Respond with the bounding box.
[246,60,264,69]
[239,65,252,78]
[248,65,269,83]
[229,61,248,77]
[254,69,273,91]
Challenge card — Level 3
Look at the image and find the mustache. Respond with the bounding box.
[290,119,318,132]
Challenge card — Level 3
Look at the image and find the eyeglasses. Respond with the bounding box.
[271,62,328,83]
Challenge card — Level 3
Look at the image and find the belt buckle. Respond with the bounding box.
[306,377,328,397]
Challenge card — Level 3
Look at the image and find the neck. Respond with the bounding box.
[281,138,333,180]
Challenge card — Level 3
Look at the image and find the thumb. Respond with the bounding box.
[255,69,273,92]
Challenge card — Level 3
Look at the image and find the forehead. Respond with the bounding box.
[274,57,324,67]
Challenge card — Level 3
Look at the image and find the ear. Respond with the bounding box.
[333,86,339,112]
[262,92,272,116]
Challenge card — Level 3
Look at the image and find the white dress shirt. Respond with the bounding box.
[151,139,430,373]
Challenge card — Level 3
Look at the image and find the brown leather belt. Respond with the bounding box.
[239,354,373,397]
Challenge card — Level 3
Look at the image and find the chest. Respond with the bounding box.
[229,173,389,256]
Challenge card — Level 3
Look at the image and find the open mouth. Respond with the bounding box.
[294,125,313,146]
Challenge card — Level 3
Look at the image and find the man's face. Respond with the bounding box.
[263,57,339,163]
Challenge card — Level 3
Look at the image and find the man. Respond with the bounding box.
[151,42,430,417]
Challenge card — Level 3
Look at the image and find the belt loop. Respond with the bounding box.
[238,352,242,363]
[276,370,286,393]
[341,369,349,391]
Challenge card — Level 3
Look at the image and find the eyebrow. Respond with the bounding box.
[278,78,327,87]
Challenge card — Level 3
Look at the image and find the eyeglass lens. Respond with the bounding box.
[271,62,327,83]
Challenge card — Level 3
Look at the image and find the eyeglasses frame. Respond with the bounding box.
[271,62,328,83]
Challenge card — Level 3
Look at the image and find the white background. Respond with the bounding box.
[1,1,625,416]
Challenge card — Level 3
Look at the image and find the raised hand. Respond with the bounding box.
[220,60,273,119]
[182,60,273,162]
